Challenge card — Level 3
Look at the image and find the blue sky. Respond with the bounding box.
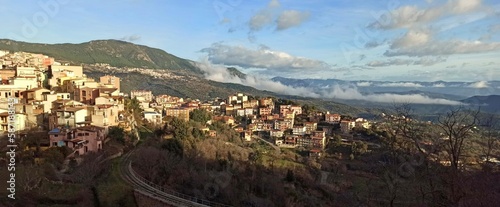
[1,0,500,81]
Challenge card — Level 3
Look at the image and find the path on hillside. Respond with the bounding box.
[119,150,231,207]
[253,135,281,153]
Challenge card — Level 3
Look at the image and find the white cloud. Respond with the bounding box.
[248,0,309,32]
[276,10,310,31]
[200,43,332,71]
[366,0,499,67]
[196,59,321,97]
[413,56,446,66]
[268,0,280,8]
[119,34,141,42]
[369,0,483,29]
[366,57,445,67]
[249,9,275,31]
[386,39,500,57]
[197,60,461,105]
[367,59,413,67]
[468,81,489,88]
[322,85,462,105]
[432,83,446,87]
[378,82,424,87]
[356,81,372,87]
[386,29,500,57]
[391,30,431,48]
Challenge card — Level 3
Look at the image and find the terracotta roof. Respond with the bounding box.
[77,125,104,132]
[96,104,114,109]
[56,107,85,112]
[24,87,49,92]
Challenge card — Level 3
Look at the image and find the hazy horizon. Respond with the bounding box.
[1,0,499,82]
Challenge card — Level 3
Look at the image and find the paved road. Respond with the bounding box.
[253,135,281,153]
[119,150,231,207]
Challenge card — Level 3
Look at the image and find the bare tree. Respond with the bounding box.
[393,103,427,153]
[68,152,109,184]
[18,164,43,192]
[479,114,499,163]
[437,107,480,171]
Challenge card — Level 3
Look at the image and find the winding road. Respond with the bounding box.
[253,135,281,153]
[119,150,231,207]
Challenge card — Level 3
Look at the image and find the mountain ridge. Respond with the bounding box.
[0,39,202,74]
[461,95,500,113]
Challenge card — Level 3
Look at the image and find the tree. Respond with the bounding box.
[248,151,262,165]
[351,141,368,155]
[161,138,184,157]
[479,114,499,163]
[125,97,143,124]
[68,152,109,184]
[171,117,190,140]
[124,97,143,141]
[18,164,42,192]
[108,126,126,144]
[437,107,480,171]
[42,147,70,170]
[285,169,295,182]
[190,109,212,123]
[192,128,205,140]
[332,134,342,147]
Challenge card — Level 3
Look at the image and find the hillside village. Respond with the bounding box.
[1,48,499,206]
[0,50,376,158]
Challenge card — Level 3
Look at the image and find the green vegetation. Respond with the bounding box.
[86,71,277,101]
[129,110,341,206]
[108,126,126,144]
[350,141,368,155]
[189,109,212,123]
[0,39,201,74]
[95,160,137,207]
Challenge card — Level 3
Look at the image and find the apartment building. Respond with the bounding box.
[99,75,120,92]
[165,107,190,122]
[130,90,153,102]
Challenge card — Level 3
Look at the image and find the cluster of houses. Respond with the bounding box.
[0,51,125,156]
[1,50,374,158]
[217,94,372,151]
[137,92,374,153]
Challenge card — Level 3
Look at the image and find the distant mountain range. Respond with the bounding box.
[271,76,500,89]
[0,39,278,100]
[461,95,500,113]
[0,39,378,116]
[1,39,498,116]
[271,76,500,98]
[0,39,201,74]
[271,76,500,115]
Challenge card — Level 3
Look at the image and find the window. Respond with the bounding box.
[54,135,58,137]
[85,133,89,136]
[53,142,57,146]
[77,133,83,136]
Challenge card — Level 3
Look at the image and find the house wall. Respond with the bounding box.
[100,75,120,92]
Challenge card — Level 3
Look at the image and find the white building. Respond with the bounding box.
[143,111,162,125]
[42,92,71,113]
[292,126,307,135]
[270,129,284,138]
[228,93,248,104]
[340,120,356,134]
